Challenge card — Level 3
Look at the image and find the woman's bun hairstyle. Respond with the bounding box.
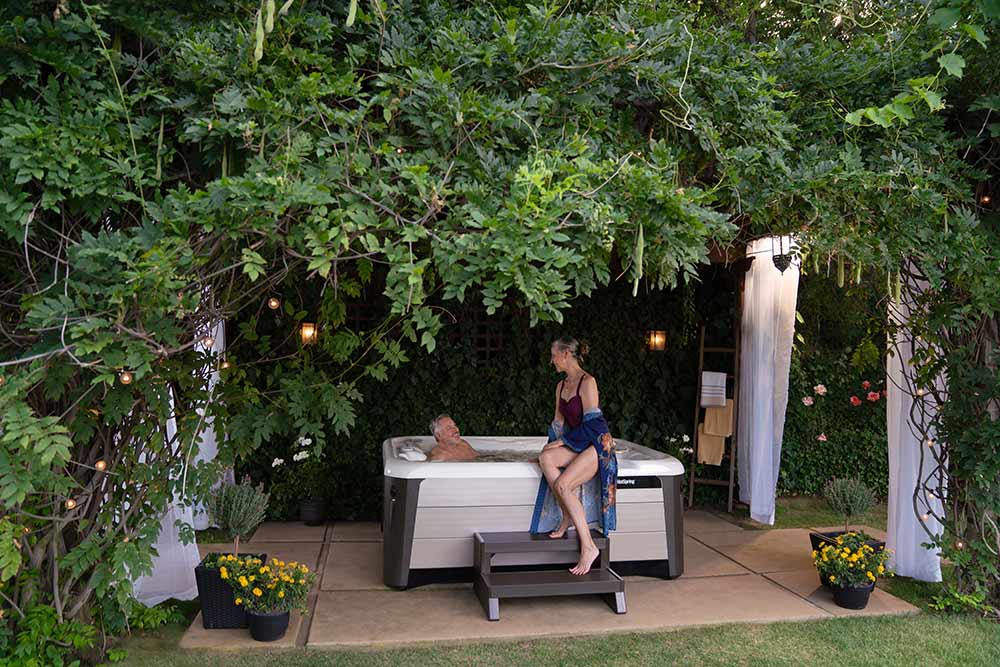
[554,336,588,361]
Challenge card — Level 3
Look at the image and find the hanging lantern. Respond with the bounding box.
[267,297,281,310]
[646,330,667,351]
[300,322,318,345]
[772,254,792,273]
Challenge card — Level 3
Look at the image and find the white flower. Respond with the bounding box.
[271,458,284,468]
[682,434,690,443]
[680,446,694,455]
[293,451,310,462]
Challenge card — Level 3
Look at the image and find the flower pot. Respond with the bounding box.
[809,531,886,588]
[300,497,326,526]
[247,610,290,642]
[832,581,875,610]
[194,552,267,629]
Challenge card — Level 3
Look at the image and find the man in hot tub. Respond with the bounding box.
[428,414,478,461]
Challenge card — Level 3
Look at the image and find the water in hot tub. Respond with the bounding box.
[395,438,647,461]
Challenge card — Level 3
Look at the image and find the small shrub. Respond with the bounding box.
[929,585,995,616]
[824,477,877,532]
[206,476,269,556]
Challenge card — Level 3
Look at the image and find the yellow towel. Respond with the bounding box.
[704,399,734,437]
[697,423,726,466]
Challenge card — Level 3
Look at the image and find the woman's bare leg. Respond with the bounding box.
[538,446,576,538]
[552,447,600,575]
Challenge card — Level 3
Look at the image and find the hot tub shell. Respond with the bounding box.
[383,436,685,588]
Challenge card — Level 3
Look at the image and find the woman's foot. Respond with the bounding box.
[570,544,600,575]
[548,519,572,539]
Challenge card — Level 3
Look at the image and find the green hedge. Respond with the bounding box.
[239,271,887,519]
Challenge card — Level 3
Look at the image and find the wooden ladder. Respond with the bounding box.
[687,309,743,513]
[473,531,626,621]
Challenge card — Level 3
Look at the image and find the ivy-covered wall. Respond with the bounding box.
[240,267,887,520]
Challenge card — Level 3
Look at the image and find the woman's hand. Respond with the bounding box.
[542,440,564,451]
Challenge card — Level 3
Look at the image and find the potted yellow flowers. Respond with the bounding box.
[223,556,316,641]
[812,531,893,609]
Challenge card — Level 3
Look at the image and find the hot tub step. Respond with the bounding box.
[474,530,609,554]
[473,531,626,621]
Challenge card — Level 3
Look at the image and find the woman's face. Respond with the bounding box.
[550,345,571,372]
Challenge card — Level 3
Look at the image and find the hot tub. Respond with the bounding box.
[382,436,684,588]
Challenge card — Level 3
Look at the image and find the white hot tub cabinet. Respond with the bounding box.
[382,436,685,588]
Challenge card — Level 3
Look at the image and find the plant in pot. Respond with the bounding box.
[812,531,893,609]
[195,476,269,629]
[810,477,884,586]
[275,435,327,526]
[225,556,317,641]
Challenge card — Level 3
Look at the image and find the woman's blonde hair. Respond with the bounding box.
[552,336,589,361]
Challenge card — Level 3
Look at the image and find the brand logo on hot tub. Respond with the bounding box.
[615,477,662,489]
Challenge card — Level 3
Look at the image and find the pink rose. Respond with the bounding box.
[867,391,880,402]
[850,396,862,407]
[813,384,827,396]
[862,380,871,390]
[816,433,828,442]
[802,396,814,406]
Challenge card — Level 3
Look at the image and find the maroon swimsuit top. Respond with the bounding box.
[559,374,588,429]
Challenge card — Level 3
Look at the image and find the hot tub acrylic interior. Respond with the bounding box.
[383,436,685,588]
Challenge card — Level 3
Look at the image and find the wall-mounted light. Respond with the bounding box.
[646,330,666,351]
[300,322,318,346]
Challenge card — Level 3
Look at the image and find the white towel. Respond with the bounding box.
[700,371,727,407]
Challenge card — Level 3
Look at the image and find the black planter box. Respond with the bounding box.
[300,498,326,526]
[809,531,885,588]
[195,552,267,629]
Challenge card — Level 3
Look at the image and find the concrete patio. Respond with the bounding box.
[182,512,917,650]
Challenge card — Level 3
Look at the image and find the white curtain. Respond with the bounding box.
[886,283,944,581]
[737,236,800,525]
[132,320,226,605]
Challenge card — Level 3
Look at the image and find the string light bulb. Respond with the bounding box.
[980,194,992,205]
[267,297,281,310]
[920,513,929,522]
[202,335,215,348]
[926,438,935,448]
[0,375,5,386]
[395,147,405,154]
[119,371,133,385]
[95,460,107,472]
[64,498,77,510]
[220,360,231,370]
[915,388,925,396]
[955,540,965,550]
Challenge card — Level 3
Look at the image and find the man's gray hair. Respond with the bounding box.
[430,414,452,437]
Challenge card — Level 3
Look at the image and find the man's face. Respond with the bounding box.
[436,418,460,441]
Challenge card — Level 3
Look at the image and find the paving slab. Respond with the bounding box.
[250,521,328,543]
[180,611,302,650]
[810,525,887,541]
[690,529,814,573]
[764,570,919,617]
[198,543,323,571]
[321,541,386,591]
[331,521,382,542]
[680,536,752,578]
[307,573,828,647]
[683,510,745,535]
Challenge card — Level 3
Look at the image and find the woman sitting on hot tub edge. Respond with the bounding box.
[533,336,618,576]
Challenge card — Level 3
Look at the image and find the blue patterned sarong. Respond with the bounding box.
[530,409,618,535]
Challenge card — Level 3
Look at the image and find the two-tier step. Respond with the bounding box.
[473,530,627,621]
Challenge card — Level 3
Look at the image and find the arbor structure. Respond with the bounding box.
[0,0,997,658]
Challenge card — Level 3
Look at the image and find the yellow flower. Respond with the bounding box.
[239,576,249,588]
[289,561,298,567]
[253,587,263,597]
[828,575,836,583]
[298,578,305,585]
[278,591,285,598]
[300,565,309,573]
[867,571,876,581]
[811,550,818,558]
[235,597,243,605]
[877,565,885,574]
[248,575,255,582]
[219,567,228,579]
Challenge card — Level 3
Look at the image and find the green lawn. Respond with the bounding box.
[120,615,1000,667]
[723,495,888,532]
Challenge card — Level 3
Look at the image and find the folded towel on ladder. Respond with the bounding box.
[700,371,727,407]
[697,423,726,466]
[704,399,734,437]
